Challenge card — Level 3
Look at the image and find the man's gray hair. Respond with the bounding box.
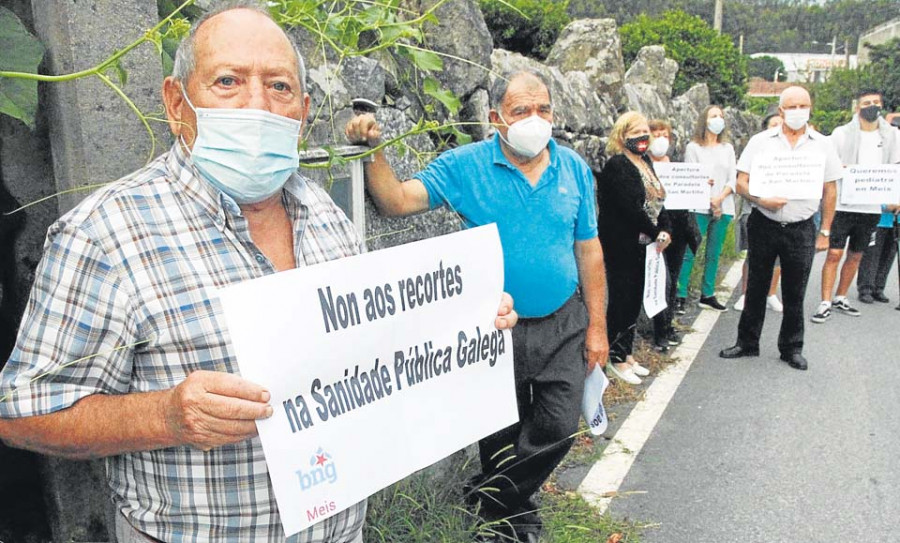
[489,70,553,110]
[171,0,306,94]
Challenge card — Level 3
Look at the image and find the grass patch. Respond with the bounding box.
[364,449,644,542]
[540,491,643,543]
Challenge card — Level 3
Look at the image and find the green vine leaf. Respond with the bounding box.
[0,6,46,128]
[423,77,460,115]
[403,46,443,72]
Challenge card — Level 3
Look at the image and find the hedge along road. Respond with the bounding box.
[582,251,900,542]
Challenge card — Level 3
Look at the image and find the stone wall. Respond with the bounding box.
[0,0,760,540]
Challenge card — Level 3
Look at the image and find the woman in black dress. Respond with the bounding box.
[596,111,672,385]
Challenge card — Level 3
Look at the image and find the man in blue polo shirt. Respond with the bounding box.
[345,70,608,542]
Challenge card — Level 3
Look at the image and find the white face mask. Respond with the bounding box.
[707,117,725,135]
[649,136,670,158]
[497,112,553,158]
[782,108,810,131]
[181,88,303,205]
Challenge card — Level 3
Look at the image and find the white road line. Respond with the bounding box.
[578,258,745,513]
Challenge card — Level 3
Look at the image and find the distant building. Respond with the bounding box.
[747,78,793,98]
[749,53,857,84]
[858,17,900,65]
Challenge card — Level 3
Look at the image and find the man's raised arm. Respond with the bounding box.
[345,113,431,216]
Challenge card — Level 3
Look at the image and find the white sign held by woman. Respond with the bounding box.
[654,162,712,210]
[643,243,667,318]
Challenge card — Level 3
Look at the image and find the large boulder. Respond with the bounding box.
[545,19,625,101]
[669,84,711,158]
[490,50,616,136]
[622,83,669,122]
[624,46,678,98]
[724,107,762,155]
[407,0,492,100]
[459,88,492,141]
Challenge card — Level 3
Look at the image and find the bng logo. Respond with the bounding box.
[296,447,338,491]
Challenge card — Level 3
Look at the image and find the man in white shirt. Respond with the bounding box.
[720,86,841,371]
[812,89,900,322]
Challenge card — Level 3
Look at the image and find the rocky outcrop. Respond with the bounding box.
[624,45,678,98]
[546,19,625,101]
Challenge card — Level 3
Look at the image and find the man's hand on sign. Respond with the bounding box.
[164,371,273,451]
[495,292,518,330]
[345,113,382,148]
[584,323,609,371]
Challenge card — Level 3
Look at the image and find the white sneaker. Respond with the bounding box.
[767,295,783,312]
[734,294,745,311]
[631,361,650,377]
[607,362,642,385]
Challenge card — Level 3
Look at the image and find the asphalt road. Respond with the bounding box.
[609,251,900,543]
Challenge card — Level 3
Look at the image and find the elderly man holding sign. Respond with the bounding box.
[720,86,841,371]
[0,4,517,543]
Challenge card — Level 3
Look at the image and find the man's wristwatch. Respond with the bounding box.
[818,229,831,237]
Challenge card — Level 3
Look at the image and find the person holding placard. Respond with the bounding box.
[596,112,672,383]
[345,70,607,543]
[0,5,521,543]
[812,88,900,322]
[734,108,784,313]
[676,105,737,312]
[857,205,900,304]
[720,86,841,371]
[648,119,701,352]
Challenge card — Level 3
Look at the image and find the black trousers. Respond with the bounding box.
[857,226,898,296]
[474,292,587,519]
[737,210,815,355]
[603,240,645,363]
[653,235,689,341]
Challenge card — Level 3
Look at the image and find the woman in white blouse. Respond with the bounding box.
[676,105,736,311]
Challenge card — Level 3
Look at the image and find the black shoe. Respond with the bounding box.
[859,292,875,304]
[873,291,890,303]
[666,329,682,346]
[652,339,669,353]
[719,344,759,358]
[780,352,808,370]
[699,296,728,312]
[675,297,687,315]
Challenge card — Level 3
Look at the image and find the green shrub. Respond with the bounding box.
[477,0,571,60]
[747,55,787,82]
[619,10,747,106]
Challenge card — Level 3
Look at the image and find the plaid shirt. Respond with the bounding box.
[0,144,367,542]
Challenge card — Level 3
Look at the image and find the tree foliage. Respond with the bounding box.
[808,37,900,134]
[619,10,747,106]
[748,55,787,81]
[568,0,900,55]
[477,0,571,60]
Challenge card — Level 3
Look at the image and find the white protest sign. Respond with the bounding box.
[839,164,900,206]
[654,162,712,210]
[581,366,610,436]
[218,225,517,537]
[643,243,667,318]
[749,151,826,200]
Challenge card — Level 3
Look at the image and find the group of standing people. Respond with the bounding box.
[0,5,897,542]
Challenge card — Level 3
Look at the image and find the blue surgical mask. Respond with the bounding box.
[707,116,725,135]
[181,88,303,205]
